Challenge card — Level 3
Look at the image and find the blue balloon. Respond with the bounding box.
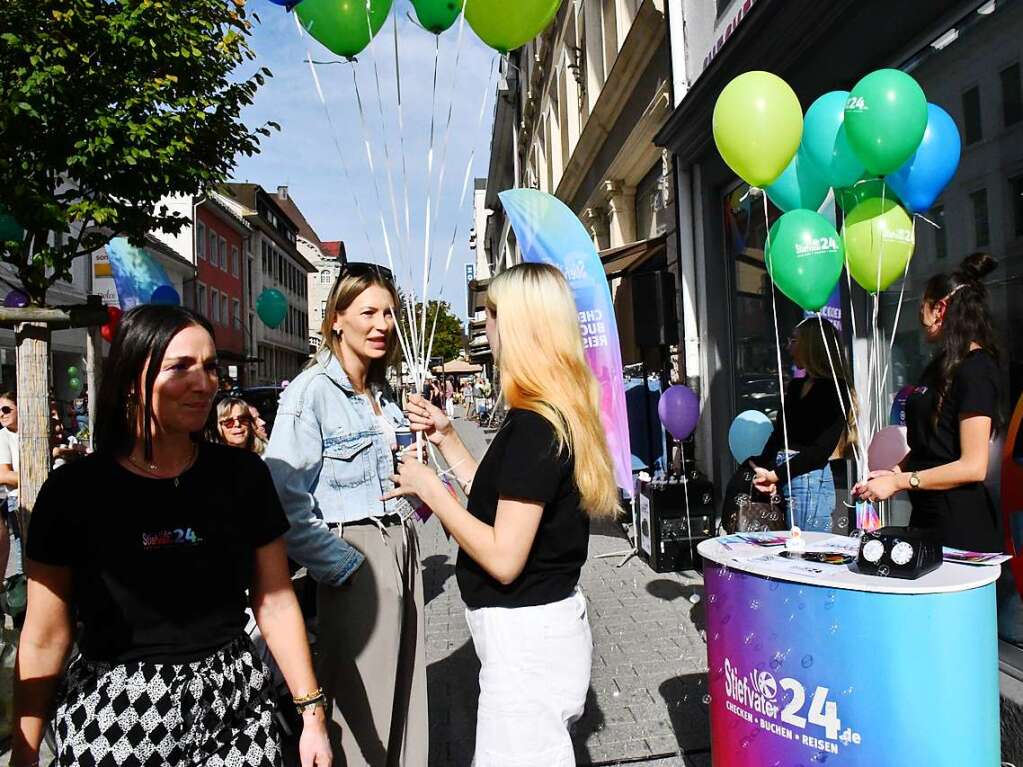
[150,285,181,306]
[884,103,961,214]
[728,410,773,463]
[801,91,865,190]
[766,150,831,212]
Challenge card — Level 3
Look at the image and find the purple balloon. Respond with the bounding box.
[3,289,28,308]
[658,385,700,441]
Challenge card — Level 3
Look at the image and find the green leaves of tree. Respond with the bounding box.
[0,0,277,304]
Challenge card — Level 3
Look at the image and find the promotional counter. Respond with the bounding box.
[697,533,1000,766]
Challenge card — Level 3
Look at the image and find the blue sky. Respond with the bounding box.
[233,0,499,322]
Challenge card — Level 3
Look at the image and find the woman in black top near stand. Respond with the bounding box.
[856,253,1002,552]
[384,263,620,767]
[753,319,858,532]
[13,306,331,767]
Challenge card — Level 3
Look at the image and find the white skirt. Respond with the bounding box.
[466,587,592,767]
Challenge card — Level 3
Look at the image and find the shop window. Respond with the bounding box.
[970,188,990,247]
[933,205,948,260]
[1001,63,1022,127]
[1012,175,1023,238]
[963,86,982,144]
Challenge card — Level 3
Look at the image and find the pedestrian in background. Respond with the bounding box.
[387,262,619,767]
[214,396,259,453]
[753,319,858,532]
[0,390,20,579]
[265,264,427,767]
[14,305,331,767]
[856,252,1002,552]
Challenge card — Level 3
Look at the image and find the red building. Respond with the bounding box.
[195,197,249,383]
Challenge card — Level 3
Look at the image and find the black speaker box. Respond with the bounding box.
[632,271,679,348]
[636,475,715,572]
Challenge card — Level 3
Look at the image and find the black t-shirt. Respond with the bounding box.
[456,409,589,609]
[755,377,848,484]
[905,349,1001,551]
[27,443,289,664]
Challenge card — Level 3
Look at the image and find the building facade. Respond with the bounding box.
[222,183,316,386]
[657,0,1023,491]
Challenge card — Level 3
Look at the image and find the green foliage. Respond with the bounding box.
[397,298,466,366]
[0,0,276,303]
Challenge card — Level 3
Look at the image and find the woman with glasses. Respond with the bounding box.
[752,319,859,532]
[13,305,331,767]
[264,263,426,767]
[215,396,259,452]
[386,263,619,766]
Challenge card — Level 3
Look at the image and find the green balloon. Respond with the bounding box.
[0,206,23,242]
[411,0,464,34]
[465,0,562,53]
[713,71,804,188]
[835,178,899,213]
[68,377,83,393]
[765,150,831,213]
[766,209,845,312]
[843,196,915,294]
[844,69,928,175]
[297,0,394,59]
[256,288,289,329]
[67,365,80,377]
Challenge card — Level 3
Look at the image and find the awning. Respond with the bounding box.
[431,359,484,375]
[600,235,667,279]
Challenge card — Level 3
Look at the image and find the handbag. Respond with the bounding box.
[721,462,787,534]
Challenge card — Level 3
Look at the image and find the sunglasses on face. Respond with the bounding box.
[219,415,252,429]
[0,406,13,415]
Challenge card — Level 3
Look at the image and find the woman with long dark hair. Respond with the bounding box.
[264,264,426,767]
[13,305,330,767]
[753,319,859,532]
[856,253,1002,551]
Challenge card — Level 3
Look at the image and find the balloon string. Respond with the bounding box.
[879,215,916,394]
[679,447,696,571]
[294,13,417,371]
[840,210,868,483]
[418,36,442,370]
[817,313,864,471]
[763,194,793,526]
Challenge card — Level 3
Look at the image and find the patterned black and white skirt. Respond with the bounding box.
[53,635,281,767]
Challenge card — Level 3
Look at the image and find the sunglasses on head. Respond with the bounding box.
[219,415,252,429]
[340,262,394,282]
[0,406,12,415]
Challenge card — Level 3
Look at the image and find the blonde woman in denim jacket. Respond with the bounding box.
[264,265,425,767]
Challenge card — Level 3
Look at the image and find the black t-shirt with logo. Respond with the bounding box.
[26,442,289,664]
[457,408,589,609]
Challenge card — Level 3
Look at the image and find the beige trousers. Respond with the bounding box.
[317,521,428,767]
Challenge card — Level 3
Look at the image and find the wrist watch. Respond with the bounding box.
[908,471,921,489]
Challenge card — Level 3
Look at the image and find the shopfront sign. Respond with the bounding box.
[702,0,760,73]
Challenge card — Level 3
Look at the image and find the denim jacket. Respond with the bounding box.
[264,348,409,587]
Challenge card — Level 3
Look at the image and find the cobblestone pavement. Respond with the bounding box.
[424,413,712,766]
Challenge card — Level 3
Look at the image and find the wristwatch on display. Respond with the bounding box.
[908,471,921,489]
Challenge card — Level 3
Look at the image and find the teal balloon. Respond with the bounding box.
[0,207,23,242]
[256,288,288,329]
[766,209,845,312]
[844,69,928,175]
[765,150,831,212]
[801,91,865,189]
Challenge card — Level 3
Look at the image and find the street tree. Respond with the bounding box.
[0,0,276,521]
[397,298,467,370]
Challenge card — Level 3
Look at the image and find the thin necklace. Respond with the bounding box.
[126,443,198,486]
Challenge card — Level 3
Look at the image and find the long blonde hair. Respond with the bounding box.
[794,319,860,457]
[487,263,620,519]
[316,267,401,389]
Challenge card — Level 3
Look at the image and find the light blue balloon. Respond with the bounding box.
[765,149,831,212]
[729,409,773,463]
[884,103,961,214]
[801,91,865,190]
